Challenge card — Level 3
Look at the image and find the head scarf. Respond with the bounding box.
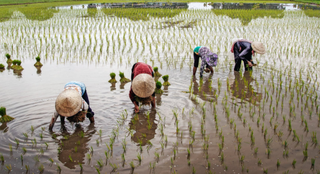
[193,46,201,53]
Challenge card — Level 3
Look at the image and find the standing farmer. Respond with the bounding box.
[231,39,266,71]
[129,62,156,113]
[193,46,218,78]
[49,81,95,130]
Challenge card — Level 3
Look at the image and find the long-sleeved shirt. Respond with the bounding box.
[233,41,253,61]
[129,62,155,104]
[198,47,218,78]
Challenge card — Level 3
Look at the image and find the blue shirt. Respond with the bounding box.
[64,81,86,96]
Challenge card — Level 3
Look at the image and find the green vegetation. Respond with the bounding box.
[18,7,58,21]
[119,71,130,83]
[102,8,185,21]
[108,72,117,83]
[303,10,320,18]
[155,81,163,94]
[0,64,4,70]
[5,53,12,63]
[34,56,43,67]
[212,9,284,26]
[162,75,170,86]
[0,106,14,123]
[153,67,162,77]
[11,60,23,71]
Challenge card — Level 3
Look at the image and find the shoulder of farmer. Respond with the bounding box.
[66,81,86,95]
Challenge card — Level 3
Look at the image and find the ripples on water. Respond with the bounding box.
[0,5,320,173]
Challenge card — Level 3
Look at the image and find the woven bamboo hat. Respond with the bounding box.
[251,42,266,54]
[55,89,82,117]
[132,74,155,98]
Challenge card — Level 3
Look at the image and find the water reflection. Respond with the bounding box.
[110,83,116,91]
[120,82,129,89]
[36,67,42,75]
[102,8,186,21]
[19,7,58,21]
[211,3,287,10]
[230,71,262,106]
[129,109,157,146]
[192,75,217,103]
[0,122,9,133]
[13,70,22,78]
[212,9,284,25]
[155,93,163,106]
[52,124,96,169]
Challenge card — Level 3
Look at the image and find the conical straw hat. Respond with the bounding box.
[251,42,266,54]
[132,74,155,98]
[55,89,82,117]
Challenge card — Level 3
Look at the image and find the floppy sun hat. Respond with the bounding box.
[55,89,82,117]
[132,74,155,98]
[251,42,266,54]
[206,53,218,67]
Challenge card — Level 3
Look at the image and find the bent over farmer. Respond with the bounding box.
[231,39,265,71]
[49,81,95,130]
[129,62,156,113]
[193,46,218,78]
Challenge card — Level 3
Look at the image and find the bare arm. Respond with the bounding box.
[49,112,59,131]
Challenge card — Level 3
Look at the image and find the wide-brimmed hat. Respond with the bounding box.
[132,74,155,98]
[55,89,82,117]
[206,53,218,67]
[251,42,266,54]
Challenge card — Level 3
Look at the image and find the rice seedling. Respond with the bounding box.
[95,167,101,174]
[303,149,308,158]
[108,72,117,83]
[87,154,91,161]
[34,155,39,162]
[97,159,104,168]
[5,164,12,171]
[38,164,44,172]
[137,153,142,164]
[221,152,224,162]
[305,142,309,151]
[162,75,171,86]
[240,155,245,163]
[277,159,280,167]
[258,158,262,166]
[263,168,268,174]
[292,159,296,167]
[23,133,28,139]
[311,158,315,168]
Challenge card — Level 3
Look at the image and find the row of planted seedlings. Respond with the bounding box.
[0,53,44,75]
[0,60,318,173]
[180,60,320,173]
[1,9,319,75]
[0,123,57,173]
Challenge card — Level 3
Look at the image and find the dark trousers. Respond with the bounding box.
[234,58,253,71]
[82,90,94,118]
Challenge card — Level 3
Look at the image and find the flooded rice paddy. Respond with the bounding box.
[0,3,320,174]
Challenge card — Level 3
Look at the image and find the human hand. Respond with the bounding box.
[247,61,253,67]
[134,105,139,113]
[204,68,210,73]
